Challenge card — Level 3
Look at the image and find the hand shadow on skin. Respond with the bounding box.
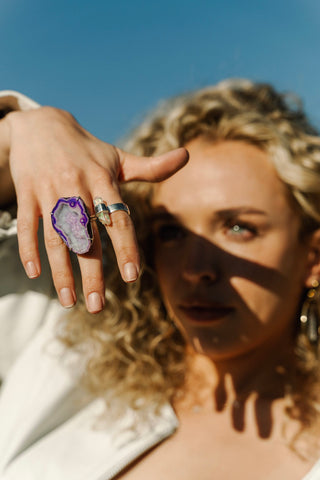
[206,239,288,439]
[214,375,278,438]
[197,234,289,439]
[148,213,292,440]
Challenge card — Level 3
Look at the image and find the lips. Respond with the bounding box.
[178,302,234,323]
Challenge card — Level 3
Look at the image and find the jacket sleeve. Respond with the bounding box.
[0,90,40,117]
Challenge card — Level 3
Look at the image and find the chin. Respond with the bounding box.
[188,332,253,361]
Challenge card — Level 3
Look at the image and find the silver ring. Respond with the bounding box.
[107,203,130,216]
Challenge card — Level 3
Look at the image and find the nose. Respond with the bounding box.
[181,236,219,285]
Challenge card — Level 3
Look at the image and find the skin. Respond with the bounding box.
[2,106,320,476]
[152,138,316,364]
[0,107,188,313]
[116,138,320,480]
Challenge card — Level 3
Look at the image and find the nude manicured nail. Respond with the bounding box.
[25,261,39,278]
[123,262,138,282]
[59,287,75,308]
[87,292,103,313]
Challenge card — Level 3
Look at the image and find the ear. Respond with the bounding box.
[304,228,320,288]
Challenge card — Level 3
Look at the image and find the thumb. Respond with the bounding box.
[116,147,189,182]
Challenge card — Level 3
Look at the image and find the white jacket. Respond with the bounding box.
[0,92,319,480]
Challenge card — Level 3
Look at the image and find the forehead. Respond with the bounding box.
[152,138,292,216]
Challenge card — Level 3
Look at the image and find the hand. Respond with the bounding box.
[2,106,188,313]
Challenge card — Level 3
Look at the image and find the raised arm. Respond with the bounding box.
[0,122,13,206]
[0,99,188,313]
[0,91,40,206]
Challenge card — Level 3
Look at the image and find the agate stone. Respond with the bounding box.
[51,197,93,254]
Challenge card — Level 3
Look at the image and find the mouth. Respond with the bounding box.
[178,304,235,323]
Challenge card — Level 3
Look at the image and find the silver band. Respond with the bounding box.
[107,203,130,216]
[93,198,130,227]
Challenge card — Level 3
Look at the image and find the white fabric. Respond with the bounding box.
[304,462,320,480]
[0,210,178,480]
[0,90,40,111]
[0,212,54,380]
[0,305,177,480]
[0,91,319,480]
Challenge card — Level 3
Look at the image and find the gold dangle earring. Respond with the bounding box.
[300,279,320,348]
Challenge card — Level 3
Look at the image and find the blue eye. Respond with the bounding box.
[226,222,257,240]
[231,224,246,234]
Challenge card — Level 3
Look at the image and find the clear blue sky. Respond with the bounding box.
[1,0,320,143]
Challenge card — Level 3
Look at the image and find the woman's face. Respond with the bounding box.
[151,138,314,360]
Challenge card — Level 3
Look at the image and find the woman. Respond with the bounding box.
[1,80,320,479]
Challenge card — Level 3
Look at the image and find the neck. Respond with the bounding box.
[178,332,294,413]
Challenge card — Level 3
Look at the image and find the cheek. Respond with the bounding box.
[230,278,286,322]
[155,254,173,288]
[229,247,306,328]
[248,231,308,289]
[269,239,309,293]
[154,249,180,309]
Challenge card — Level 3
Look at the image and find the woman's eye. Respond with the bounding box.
[225,222,257,240]
[153,224,186,243]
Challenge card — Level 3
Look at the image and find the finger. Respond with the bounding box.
[16,194,41,279]
[91,180,139,284]
[116,147,189,182]
[42,211,77,309]
[77,219,106,314]
[106,209,139,283]
[45,194,105,313]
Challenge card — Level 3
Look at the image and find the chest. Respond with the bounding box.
[116,414,314,480]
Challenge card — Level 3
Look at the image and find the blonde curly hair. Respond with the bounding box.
[60,79,320,447]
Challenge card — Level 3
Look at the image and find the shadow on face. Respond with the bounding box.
[145,215,307,437]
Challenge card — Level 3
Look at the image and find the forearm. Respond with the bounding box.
[0,115,14,206]
[0,91,39,207]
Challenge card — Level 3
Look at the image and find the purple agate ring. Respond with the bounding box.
[51,196,93,254]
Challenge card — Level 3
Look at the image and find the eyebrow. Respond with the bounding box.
[215,207,267,219]
[150,207,267,223]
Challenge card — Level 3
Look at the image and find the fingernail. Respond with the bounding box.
[59,287,75,308]
[87,292,103,313]
[123,262,138,282]
[25,261,39,278]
